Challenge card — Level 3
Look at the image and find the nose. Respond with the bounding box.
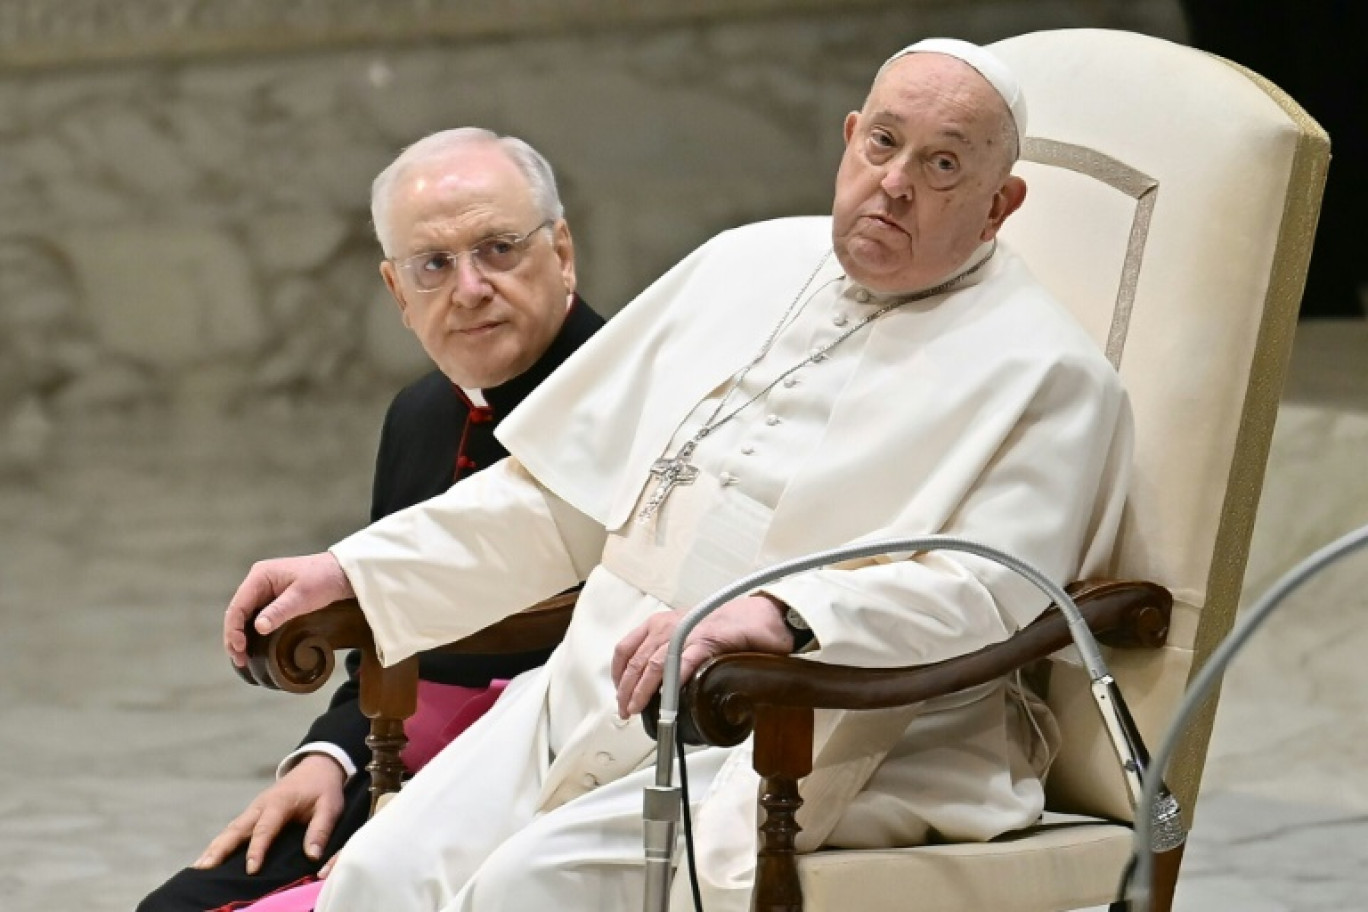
[879,162,915,201]
[448,255,493,308]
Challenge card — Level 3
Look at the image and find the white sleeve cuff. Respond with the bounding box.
[277,743,358,782]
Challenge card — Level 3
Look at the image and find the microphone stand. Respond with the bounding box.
[1127,521,1368,912]
[643,534,1183,912]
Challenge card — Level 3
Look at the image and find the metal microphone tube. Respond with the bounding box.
[1092,674,1186,853]
[642,780,681,912]
[1127,521,1368,912]
[643,533,1178,912]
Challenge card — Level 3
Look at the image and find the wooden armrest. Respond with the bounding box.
[236,599,374,694]
[658,578,1171,747]
[432,590,579,655]
[235,590,579,809]
[236,591,580,693]
[656,578,1171,910]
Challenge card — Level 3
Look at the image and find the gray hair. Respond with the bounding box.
[370,128,564,256]
[993,114,1021,175]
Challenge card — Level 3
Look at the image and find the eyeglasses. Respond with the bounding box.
[392,219,554,293]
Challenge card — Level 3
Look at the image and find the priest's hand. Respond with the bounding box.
[224,552,355,668]
[611,594,794,718]
[192,753,346,875]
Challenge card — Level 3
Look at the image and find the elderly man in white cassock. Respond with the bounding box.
[224,38,1132,912]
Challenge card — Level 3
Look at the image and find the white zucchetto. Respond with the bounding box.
[882,38,1028,137]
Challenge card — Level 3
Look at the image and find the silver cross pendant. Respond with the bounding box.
[637,441,700,523]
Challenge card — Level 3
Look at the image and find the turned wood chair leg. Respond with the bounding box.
[365,717,409,811]
[751,704,814,912]
[358,651,419,811]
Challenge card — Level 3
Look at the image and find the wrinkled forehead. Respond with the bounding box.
[877,38,1026,136]
[397,145,528,205]
[866,54,1011,139]
[391,148,542,240]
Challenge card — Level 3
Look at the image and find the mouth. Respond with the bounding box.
[861,213,908,235]
[453,320,505,337]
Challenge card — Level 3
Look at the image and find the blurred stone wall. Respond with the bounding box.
[0,0,1184,472]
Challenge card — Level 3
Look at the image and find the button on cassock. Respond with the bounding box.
[765,414,781,426]
[720,472,739,486]
[832,313,849,327]
[854,288,871,303]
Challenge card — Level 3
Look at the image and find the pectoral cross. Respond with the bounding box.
[637,440,700,523]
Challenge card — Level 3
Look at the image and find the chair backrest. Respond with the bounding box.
[990,29,1328,823]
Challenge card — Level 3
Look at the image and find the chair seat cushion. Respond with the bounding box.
[799,818,1132,911]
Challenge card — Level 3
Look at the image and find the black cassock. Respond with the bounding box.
[138,298,603,912]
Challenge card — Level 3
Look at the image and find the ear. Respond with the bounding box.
[552,219,577,295]
[843,110,860,146]
[980,176,1028,242]
[379,260,413,327]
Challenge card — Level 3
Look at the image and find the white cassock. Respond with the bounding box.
[316,217,1132,912]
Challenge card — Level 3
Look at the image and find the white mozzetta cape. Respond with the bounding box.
[499,217,1131,639]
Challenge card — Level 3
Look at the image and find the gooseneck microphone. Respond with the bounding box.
[643,534,1181,912]
[1126,521,1368,912]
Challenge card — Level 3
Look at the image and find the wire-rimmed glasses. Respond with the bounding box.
[392,219,554,293]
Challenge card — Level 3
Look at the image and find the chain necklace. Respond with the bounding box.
[636,243,996,522]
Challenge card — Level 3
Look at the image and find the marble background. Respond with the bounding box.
[0,0,1184,478]
[3,1,1366,910]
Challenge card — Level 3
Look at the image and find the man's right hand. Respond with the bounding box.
[192,753,347,874]
[224,552,355,668]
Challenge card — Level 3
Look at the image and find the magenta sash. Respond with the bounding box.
[400,679,508,771]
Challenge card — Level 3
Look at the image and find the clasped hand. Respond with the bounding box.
[610,594,795,718]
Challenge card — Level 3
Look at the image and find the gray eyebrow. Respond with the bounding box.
[870,110,975,148]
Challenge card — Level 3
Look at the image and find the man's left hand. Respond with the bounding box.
[610,594,795,718]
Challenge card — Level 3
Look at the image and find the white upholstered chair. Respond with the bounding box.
[674,27,1329,912]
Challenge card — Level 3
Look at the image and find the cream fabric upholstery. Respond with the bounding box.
[791,27,1328,910]
[994,27,1327,824]
[799,819,1132,911]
